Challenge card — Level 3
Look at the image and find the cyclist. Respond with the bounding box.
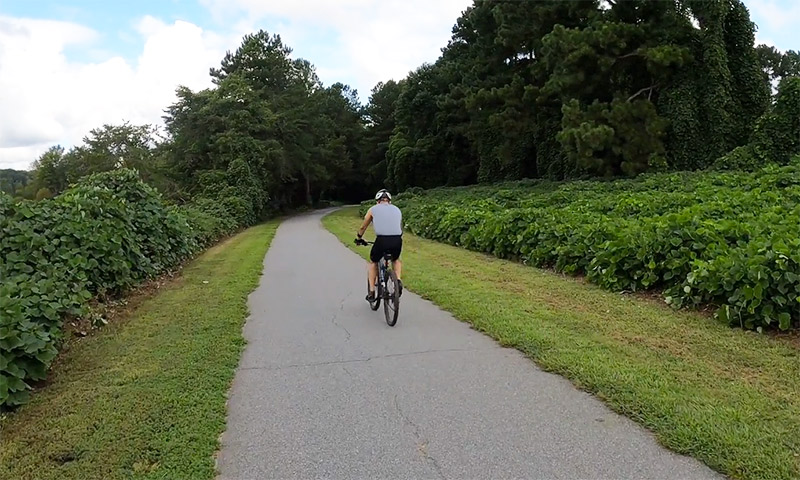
[356,189,403,302]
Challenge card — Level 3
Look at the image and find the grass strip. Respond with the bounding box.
[324,207,800,480]
[0,220,280,480]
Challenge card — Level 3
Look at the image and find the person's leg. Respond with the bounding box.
[392,259,403,297]
[390,236,403,296]
[393,259,402,280]
[367,261,378,297]
[392,236,403,281]
[367,240,381,300]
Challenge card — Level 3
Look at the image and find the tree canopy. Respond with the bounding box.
[0,169,32,198]
[369,0,784,189]
[19,0,799,209]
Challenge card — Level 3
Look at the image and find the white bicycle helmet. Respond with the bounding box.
[375,189,392,201]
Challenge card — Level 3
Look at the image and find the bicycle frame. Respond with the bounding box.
[377,254,393,299]
[357,239,394,298]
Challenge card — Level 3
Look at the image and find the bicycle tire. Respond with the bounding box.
[368,276,380,310]
[383,269,400,327]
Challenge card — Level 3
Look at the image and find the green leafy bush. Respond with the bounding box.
[1,169,251,408]
[389,161,800,332]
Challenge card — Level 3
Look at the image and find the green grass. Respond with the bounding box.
[0,221,280,480]
[324,207,800,480]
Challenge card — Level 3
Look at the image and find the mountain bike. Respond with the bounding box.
[354,238,400,327]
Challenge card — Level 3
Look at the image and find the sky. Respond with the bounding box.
[0,0,796,171]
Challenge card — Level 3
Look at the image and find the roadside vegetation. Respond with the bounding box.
[0,221,279,480]
[365,159,800,333]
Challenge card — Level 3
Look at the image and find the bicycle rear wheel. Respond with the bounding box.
[368,276,380,310]
[383,269,400,326]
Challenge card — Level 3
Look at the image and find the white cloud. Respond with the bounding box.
[747,0,800,51]
[754,33,776,48]
[0,0,470,170]
[200,0,472,99]
[748,0,800,32]
[0,15,245,170]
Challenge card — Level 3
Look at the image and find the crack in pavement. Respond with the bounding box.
[239,348,489,372]
[330,289,353,341]
[340,363,355,378]
[394,394,446,479]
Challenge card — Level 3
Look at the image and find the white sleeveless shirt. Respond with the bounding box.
[371,203,403,236]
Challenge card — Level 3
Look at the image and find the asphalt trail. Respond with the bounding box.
[216,210,722,480]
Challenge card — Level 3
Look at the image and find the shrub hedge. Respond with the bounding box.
[1,169,256,408]
[367,160,800,332]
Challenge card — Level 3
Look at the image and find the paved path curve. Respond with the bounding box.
[216,210,723,480]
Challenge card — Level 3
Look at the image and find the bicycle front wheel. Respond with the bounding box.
[383,269,400,326]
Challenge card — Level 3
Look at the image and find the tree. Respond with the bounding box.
[28,124,167,196]
[757,45,800,85]
[361,80,404,190]
[31,145,69,194]
[558,98,668,176]
[164,76,280,216]
[723,0,771,143]
[66,123,159,182]
[752,77,800,164]
[164,29,368,211]
[23,1,780,212]
[309,83,365,203]
[0,169,32,197]
[211,30,296,94]
[540,2,691,175]
[714,77,800,170]
[386,63,458,190]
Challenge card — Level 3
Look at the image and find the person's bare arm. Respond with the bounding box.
[357,209,373,238]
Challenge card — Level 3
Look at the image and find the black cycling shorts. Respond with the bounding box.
[370,235,402,263]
